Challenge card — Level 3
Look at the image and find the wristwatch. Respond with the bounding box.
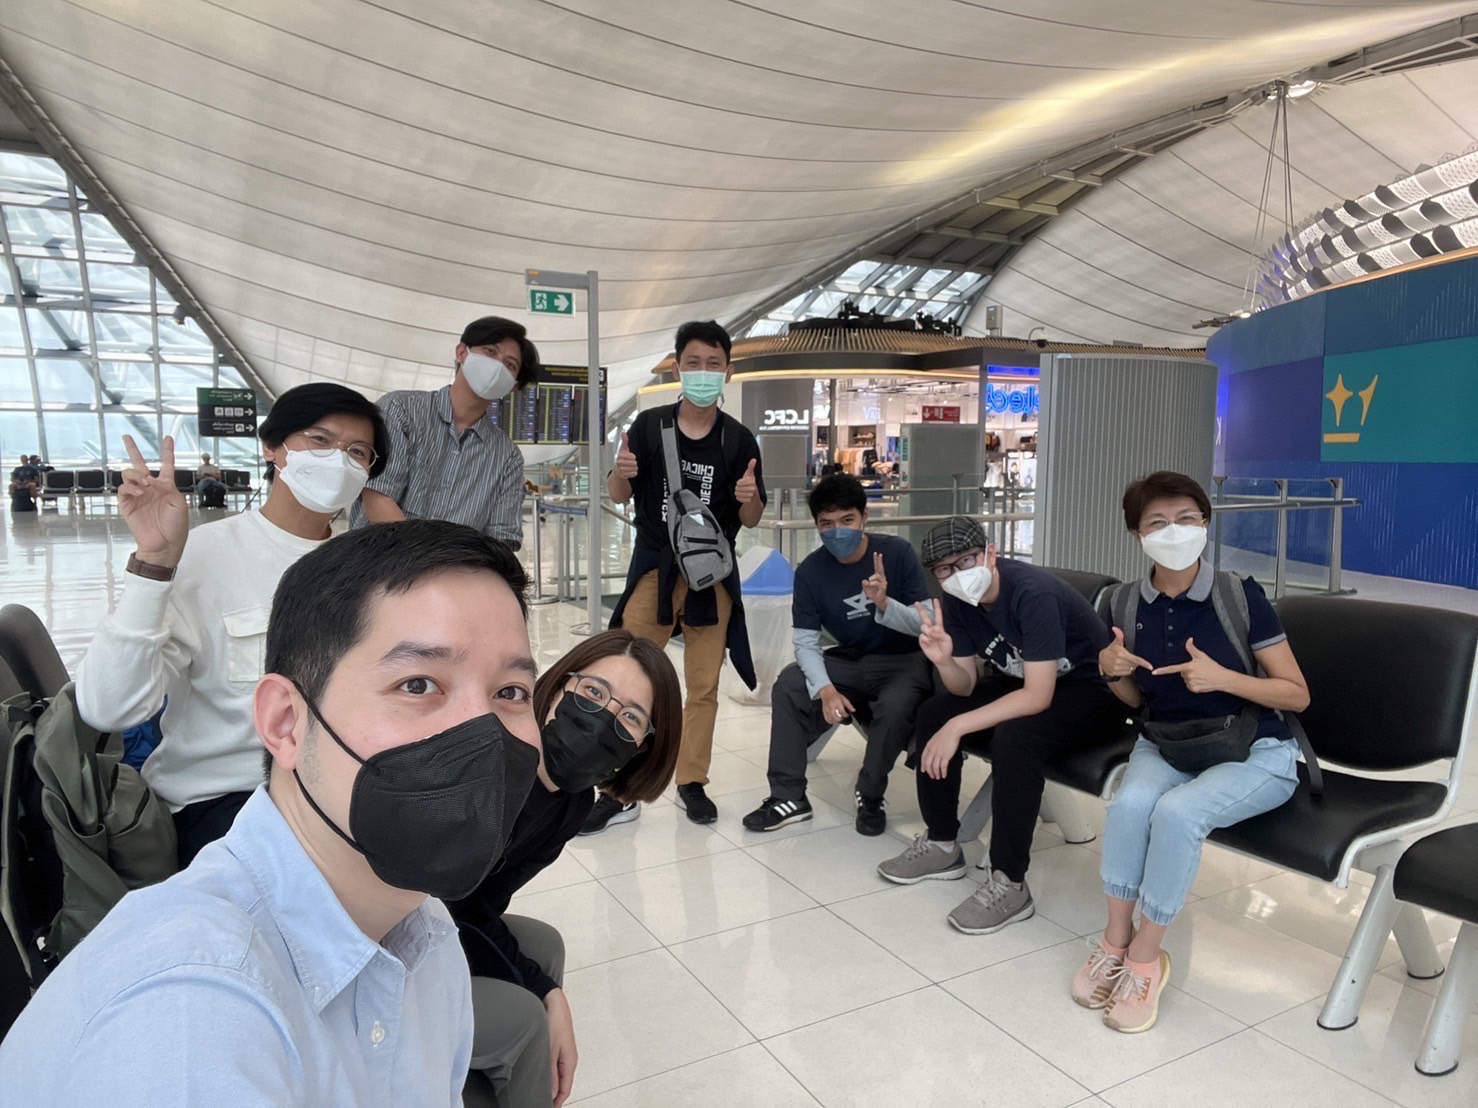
[126,553,177,582]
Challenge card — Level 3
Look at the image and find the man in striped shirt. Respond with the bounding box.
[352,316,539,550]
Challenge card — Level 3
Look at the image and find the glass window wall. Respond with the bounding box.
[0,149,257,472]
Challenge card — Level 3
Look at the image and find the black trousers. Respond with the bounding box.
[173,790,253,868]
[766,653,934,801]
[913,675,1122,883]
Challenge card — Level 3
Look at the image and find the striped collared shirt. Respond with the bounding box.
[350,385,525,548]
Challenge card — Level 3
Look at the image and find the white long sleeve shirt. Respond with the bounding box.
[75,510,325,811]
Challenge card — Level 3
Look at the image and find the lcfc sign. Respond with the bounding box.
[762,408,809,430]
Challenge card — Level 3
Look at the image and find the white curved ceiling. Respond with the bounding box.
[966,54,1478,344]
[1,1,1471,402]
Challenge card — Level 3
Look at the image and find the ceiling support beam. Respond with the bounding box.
[0,50,271,400]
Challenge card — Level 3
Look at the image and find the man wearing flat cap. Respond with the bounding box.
[353,316,540,550]
[877,516,1122,937]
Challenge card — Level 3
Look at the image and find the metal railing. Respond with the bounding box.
[1211,477,1357,598]
[524,474,1359,609]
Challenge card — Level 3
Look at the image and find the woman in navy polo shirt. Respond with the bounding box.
[1072,471,1311,1034]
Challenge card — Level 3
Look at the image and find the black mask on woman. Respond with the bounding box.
[293,689,540,901]
[541,694,644,794]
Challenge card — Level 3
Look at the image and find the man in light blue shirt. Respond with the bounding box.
[0,521,544,1106]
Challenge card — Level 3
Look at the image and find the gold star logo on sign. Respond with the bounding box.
[1324,374,1378,444]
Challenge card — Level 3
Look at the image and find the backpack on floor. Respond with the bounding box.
[1105,573,1323,793]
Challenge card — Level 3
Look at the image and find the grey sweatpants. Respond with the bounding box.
[465,916,566,1108]
[766,652,934,801]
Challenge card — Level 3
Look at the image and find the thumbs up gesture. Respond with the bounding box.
[734,457,760,504]
[1151,637,1230,693]
[861,551,890,610]
[614,432,639,479]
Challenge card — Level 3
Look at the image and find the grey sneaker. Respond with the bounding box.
[877,833,968,885]
[947,870,1034,935]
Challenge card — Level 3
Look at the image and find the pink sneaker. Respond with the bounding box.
[1070,939,1125,1010]
[1102,950,1171,1033]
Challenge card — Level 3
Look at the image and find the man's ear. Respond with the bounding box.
[453,341,469,369]
[256,673,308,773]
[986,542,999,568]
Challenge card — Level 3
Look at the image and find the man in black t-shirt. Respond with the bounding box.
[598,321,766,831]
[743,476,933,837]
[877,517,1122,937]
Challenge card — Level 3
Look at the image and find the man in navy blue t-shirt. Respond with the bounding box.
[743,476,933,837]
[877,516,1123,937]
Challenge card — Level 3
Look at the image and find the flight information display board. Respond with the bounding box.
[486,365,606,445]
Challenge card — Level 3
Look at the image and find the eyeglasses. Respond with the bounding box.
[565,673,652,742]
[1139,512,1207,535]
[290,428,378,471]
[931,550,982,580]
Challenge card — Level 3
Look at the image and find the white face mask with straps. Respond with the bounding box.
[1140,524,1207,572]
[460,351,516,401]
[940,564,992,606]
[276,449,368,515]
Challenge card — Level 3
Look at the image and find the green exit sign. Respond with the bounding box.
[529,289,575,315]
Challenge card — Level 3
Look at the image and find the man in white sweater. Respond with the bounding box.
[76,383,389,865]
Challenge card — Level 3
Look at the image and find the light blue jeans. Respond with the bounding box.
[1101,735,1299,925]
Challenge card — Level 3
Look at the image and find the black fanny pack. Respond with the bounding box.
[1141,706,1261,774]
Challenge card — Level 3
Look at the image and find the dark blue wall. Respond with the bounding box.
[1208,256,1478,590]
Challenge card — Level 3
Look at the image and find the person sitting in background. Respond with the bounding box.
[9,455,40,513]
[195,452,228,509]
[75,384,389,867]
[1072,471,1308,1033]
[451,629,681,1108]
[876,517,1123,936]
[742,475,933,836]
[352,315,539,550]
[0,520,544,1105]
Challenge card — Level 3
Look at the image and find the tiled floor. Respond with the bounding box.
[8,505,1478,1106]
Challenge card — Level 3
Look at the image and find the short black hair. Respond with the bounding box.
[1121,471,1212,532]
[266,519,529,713]
[674,320,732,363]
[808,474,867,521]
[461,315,541,390]
[258,382,389,481]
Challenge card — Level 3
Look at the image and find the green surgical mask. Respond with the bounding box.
[680,370,726,408]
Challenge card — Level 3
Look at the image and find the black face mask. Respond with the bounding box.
[293,691,540,901]
[541,694,644,794]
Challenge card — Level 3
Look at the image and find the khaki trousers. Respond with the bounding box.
[618,569,731,786]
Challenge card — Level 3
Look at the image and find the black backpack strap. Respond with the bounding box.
[1285,713,1324,796]
[1211,572,1323,796]
[1108,581,1140,655]
[659,416,684,501]
[1210,571,1254,675]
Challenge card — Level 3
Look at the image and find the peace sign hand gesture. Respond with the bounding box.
[117,434,189,568]
[915,600,955,666]
[861,551,890,610]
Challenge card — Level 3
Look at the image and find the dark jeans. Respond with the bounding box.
[914,675,1122,883]
[767,652,934,801]
[173,790,253,868]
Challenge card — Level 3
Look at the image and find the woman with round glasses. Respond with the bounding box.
[450,629,681,1108]
[1072,471,1309,1034]
[75,383,389,868]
